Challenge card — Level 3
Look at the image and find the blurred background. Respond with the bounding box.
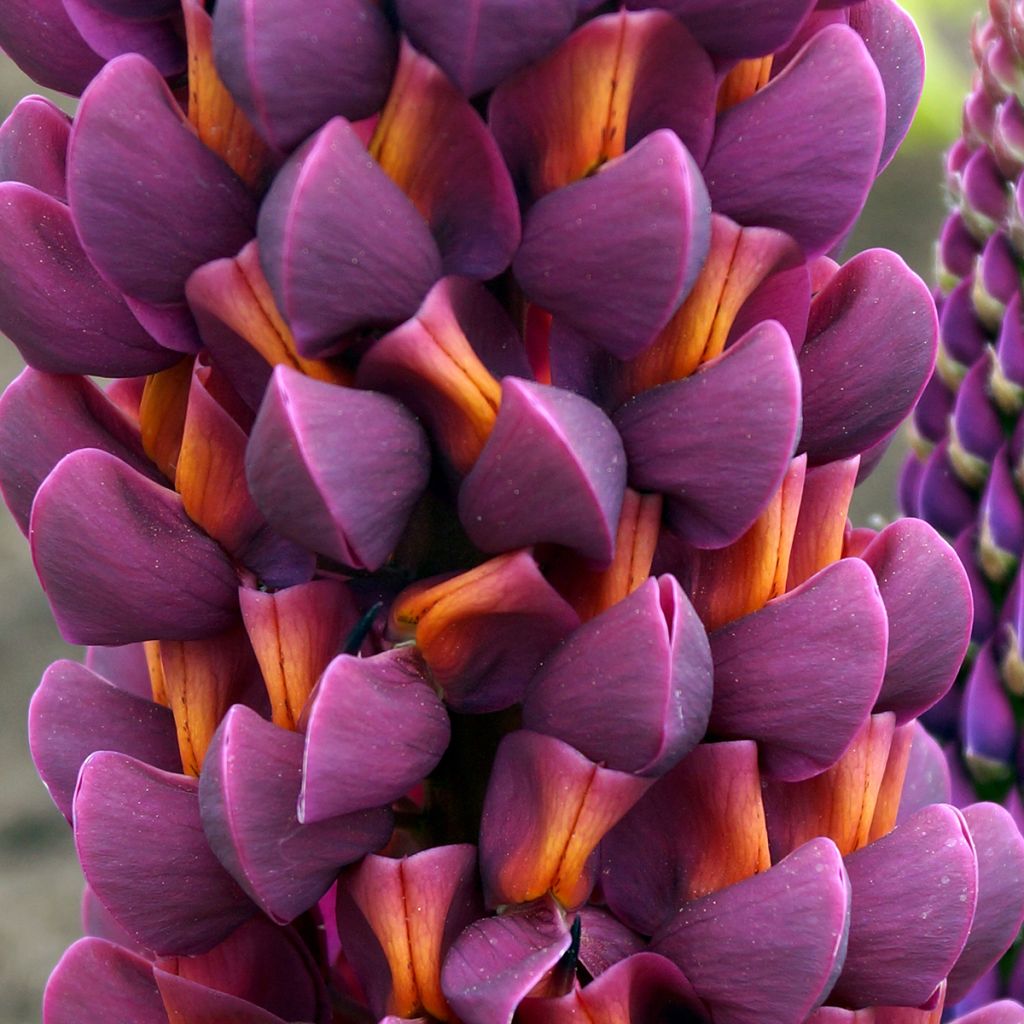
[0,2,982,1020]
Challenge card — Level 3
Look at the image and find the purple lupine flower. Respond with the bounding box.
[899,1,1024,1011]
[0,2,1019,1023]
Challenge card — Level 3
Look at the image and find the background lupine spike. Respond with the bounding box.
[0,2,1019,1022]
[894,0,1024,1013]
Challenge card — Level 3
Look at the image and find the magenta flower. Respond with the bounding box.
[0,2,1018,1023]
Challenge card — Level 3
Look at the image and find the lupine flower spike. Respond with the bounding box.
[1,2,1020,1023]
[900,0,1024,1012]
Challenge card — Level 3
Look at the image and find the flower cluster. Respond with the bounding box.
[1,2,1021,1023]
[899,0,1024,1007]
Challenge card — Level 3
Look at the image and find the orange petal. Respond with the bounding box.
[664,740,770,899]
[490,9,715,198]
[239,579,358,730]
[480,731,652,909]
[338,847,478,1021]
[689,455,806,630]
[390,550,579,712]
[357,278,502,475]
[619,214,804,396]
[717,56,774,112]
[868,720,915,843]
[600,740,771,936]
[139,356,194,479]
[762,713,897,860]
[187,240,350,386]
[548,488,662,620]
[182,0,273,189]
[175,360,261,553]
[787,456,860,590]
[144,639,169,707]
[369,42,518,278]
[148,623,256,776]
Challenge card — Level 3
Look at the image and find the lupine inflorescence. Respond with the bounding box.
[1,2,1022,1023]
[900,0,1024,1010]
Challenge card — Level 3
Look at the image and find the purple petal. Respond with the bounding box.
[73,0,180,18]
[704,25,885,256]
[0,95,70,199]
[74,751,255,955]
[1002,575,1024,698]
[996,96,1024,179]
[30,448,240,645]
[963,149,1008,236]
[523,574,712,775]
[43,938,165,1024]
[938,213,980,289]
[896,722,953,824]
[245,365,431,570]
[488,9,717,199]
[29,659,180,821]
[858,518,972,723]
[81,884,146,952]
[67,54,256,306]
[442,897,572,1024]
[85,643,155,699]
[369,42,520,280]
[975,233,1019,326]
[397,0,576,96]
[0,369,154,534]
[918,440,977,539]
[459,377,626,564]
[942,279,988,381]
[980,447,1024,582]
[955,1004,1024,1024]
[833,803,978,1008]
[153,972,287,1024]
[848,0,926,170]
[299,649,450,823]
[601,740,770,936]
[199,705,392,924]
[213,0,395,152]
[950,359,1002,484]
[257,117,441,358]
[615,319,802,549]
[961,642,1017,780]
[0,0,103,94]
[799,249,937,464]
[390,551,580,713]
[627,0,816,58]
[576,909,646,979]
[652,838,851,1024]
[709,558,888,780]
[946,803,1024,1003]
[154,916,330,1024]
[63,0,185,75]
[0,183,178,376]
[514,129,710,360]
[954,529,996,647]
[517,952,704,1024]
[124,295,203,355]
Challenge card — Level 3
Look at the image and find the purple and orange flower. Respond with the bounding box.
[0,2,1018,1023]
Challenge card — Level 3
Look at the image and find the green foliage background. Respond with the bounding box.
[903,0,977,146]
